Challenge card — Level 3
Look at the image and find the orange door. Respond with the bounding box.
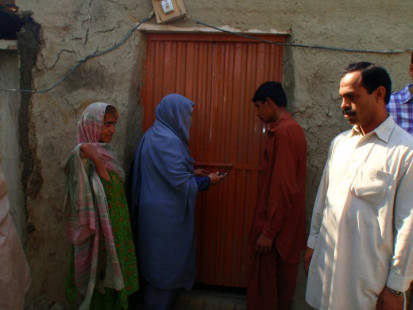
[140,33,285,287]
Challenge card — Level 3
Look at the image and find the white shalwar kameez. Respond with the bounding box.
[306,117,413,310]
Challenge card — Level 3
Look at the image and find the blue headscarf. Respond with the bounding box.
[155,94,193,145]
[130,94,199,289]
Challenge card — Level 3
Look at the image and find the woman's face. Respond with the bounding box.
[100,112,117,143]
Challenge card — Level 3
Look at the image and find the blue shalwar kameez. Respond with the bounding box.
[131,94,208,309]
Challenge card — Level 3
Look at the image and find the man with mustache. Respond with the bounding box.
[305,62,413,310]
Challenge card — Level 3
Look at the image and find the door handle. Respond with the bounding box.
[195,162,233,168]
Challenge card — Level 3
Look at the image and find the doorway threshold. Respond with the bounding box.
[177,283,246,310]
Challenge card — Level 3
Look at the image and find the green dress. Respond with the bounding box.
[66,171,139,309]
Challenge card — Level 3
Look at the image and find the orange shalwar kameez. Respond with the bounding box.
[247,113,307,310]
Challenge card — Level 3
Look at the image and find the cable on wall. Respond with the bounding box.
[0,15,153,94]
[191,17,412,55]
[1,14,412,94]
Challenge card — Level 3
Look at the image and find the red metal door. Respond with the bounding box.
[140,33,285,287]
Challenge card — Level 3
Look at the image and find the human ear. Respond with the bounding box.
[265,97,275,106]
[375,86,386,102]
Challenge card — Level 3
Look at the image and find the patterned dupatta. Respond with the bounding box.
[64,102,124,309]
[77,102,124,180]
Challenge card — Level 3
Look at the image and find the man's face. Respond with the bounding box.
[254,99,277,124]
[339,71,379,133]
[100,113,117,143]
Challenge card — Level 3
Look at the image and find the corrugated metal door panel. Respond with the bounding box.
[140,33,285,287]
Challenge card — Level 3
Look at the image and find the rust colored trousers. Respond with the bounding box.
[247,250,299,310]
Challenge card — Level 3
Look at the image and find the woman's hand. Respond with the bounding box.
[80,144,100,161]
[194,168,209,177]
[208,171,226,185]
[80,144,110,181]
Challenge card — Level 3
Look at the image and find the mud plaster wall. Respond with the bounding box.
[15,0,413,307]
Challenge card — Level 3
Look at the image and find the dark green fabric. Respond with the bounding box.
[90,289,122,310]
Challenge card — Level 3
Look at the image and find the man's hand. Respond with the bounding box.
[304,246,314,277]
[255,234,273,254]
[376,286,404,310]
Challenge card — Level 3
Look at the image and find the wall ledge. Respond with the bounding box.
[139,22,290,36]
[0,40,17,50]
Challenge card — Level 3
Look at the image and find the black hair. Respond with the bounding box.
[342,62,392,104]
[252,81,287,108]
[105,105,118,118]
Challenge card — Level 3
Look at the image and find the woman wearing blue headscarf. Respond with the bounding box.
[130,94,224,309]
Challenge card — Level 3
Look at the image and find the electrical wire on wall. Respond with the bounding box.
[1,14,412,94]
[0,15,153,94]
[191,17,412,55]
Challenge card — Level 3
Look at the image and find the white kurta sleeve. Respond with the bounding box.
[387,153,413,292]
[307,140,334,249]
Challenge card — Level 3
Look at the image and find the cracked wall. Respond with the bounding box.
[14,0,413,307]
[17,15,42,204]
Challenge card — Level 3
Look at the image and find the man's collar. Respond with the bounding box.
[351,116,395,143]
[268,112,291,133]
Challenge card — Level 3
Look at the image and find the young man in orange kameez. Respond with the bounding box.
[247,81,307,310]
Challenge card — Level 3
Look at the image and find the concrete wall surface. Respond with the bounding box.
[11,0,413,308]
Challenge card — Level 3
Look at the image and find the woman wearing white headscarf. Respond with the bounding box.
[64,102,139,309]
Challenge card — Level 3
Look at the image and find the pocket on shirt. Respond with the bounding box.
[351,169,392,205]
